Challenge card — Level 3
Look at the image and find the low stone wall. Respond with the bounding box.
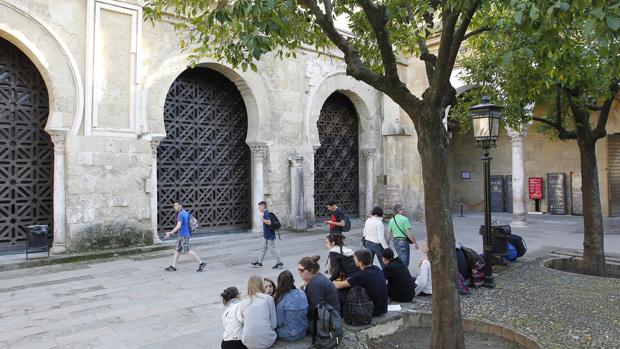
[543,255,620,278]
[271,303,542,349]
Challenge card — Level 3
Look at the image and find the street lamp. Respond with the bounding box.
[469,96,503,288]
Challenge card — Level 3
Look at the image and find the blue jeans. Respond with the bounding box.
[393,238,410,267]
[364,240,385,269]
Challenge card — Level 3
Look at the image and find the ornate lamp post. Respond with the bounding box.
[469,96,503,288]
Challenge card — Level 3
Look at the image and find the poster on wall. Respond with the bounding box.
[571,172,583,216]
[547,172,567,215]
[490,175,505,212]
[529,177,543,199]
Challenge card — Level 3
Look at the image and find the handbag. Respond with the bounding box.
[392,217,414,244]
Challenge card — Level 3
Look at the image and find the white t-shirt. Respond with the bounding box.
[362,216,389,248]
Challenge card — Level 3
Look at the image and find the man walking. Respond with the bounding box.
[164,201,206,272]
[251,201,283,269]
[324,200,346,237]
[387,204,418,267]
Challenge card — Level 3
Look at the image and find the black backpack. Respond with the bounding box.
[508,234,527,257]
[269,212,281,230]
[342,213,351,232]
[313,301,344,349]
[344,286,373,326]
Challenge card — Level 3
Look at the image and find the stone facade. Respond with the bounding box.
[0,0,424,253]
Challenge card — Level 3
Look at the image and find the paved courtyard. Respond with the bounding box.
[1,212,619,349]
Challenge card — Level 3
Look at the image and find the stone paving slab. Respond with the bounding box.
[0,213,619,348]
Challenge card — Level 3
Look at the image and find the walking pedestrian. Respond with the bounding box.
[387,204,419,267]
[251,201,284,269]
[164,202,206,272]
[324,200,346,237]
[362,206,389,269]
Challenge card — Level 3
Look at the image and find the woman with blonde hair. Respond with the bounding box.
[239,275,277,349]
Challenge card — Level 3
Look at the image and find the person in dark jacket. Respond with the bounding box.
[325,234,360,282]
[298,255,340,319]
[381,248,415,302]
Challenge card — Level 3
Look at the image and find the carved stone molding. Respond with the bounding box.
[361,148,376,160]
[250,144,268,160]
[288,154,304,167]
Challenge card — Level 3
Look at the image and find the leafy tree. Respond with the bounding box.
[144,1,494,347]
[454,0,620,275]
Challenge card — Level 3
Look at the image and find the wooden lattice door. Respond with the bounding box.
[0,38,53,251]
[314,92,359,217]
[157,68,251,234]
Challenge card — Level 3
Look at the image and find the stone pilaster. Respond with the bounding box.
[150,139,162,244]
[288,154,307,230]
[50,133,67,254]
[362,149,376,215]
[507,126,528,227]
[250,144,268,231]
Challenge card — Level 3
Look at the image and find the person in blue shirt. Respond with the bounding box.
[164,201,206,272]
[251,201,283,269]
[273,270,308,341]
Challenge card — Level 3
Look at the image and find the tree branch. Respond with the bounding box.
[418,38,436,86]
[463,26,491,40]
[449,0,481,71]
[593,79,620,139]
[532,117,576,139]
[354,0,399,81]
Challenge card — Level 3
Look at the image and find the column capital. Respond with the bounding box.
[288,154,304,167]
[250,144,268,160]
[50,133,66,151]
[150,139,161,156]
[506,125,528,139]
[361,148,376,160]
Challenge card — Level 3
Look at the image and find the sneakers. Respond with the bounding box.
[251,261,263,267]
[164,266,177,272]
[272,262,284,269]
[197,262,206,272]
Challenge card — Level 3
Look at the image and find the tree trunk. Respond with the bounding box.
[415,107,465,348]
[577,136,607,276]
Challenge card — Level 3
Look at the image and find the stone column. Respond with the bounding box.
[250,144,268,231]
[50,134,67,254]
[150,140,162,244]
[288,154,307,230]
[507,127,528,227]
[362,149,376,215]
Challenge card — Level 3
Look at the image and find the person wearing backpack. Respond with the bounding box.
[273,270,308,341]
[251,201,283,269]
[387,204,419,267]
[163,201,206,272]
[380,248,414,302]
[324,201,346,237]
[325,234,360,282]
[362,206,389,269]
[298,256,341,320]
[334,249,388,316]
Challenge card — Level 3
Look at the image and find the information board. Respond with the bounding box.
[529,177,543,199]
[547,172,567,215]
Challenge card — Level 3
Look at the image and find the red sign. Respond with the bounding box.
[529,177,543,199]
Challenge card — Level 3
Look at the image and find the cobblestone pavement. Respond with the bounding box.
[1,213,619,348]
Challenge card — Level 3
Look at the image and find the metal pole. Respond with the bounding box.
[482,148,495,288]
[459,199,464,217]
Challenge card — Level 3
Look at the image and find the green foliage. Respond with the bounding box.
[452,0,620,135]
[144,0,482,73]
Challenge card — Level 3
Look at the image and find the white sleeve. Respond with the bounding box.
[415,260,431,295]
[362,219,369,238]
[377,220,388,248]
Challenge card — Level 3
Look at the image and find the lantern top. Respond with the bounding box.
[469,96,504,114]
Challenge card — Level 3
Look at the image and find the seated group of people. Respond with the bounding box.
[220,235,432,349]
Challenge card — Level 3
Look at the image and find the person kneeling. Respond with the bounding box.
[381,248,414,302]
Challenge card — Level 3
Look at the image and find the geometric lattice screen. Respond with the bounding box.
[0,38,53,249]
[157,68,251,234]
[314,92,359,218]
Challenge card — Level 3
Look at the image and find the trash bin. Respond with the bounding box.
[26,225,49,258]
[478,224,511,256]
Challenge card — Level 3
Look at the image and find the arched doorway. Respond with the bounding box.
[314,92,360,217]
[157,68,251,234]
[0,38,53,253]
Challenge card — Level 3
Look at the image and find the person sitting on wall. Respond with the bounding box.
[381,248,415,302]
[414,241,432,296]
[334,249,388,316]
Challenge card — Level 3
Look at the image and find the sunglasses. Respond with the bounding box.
[298,268,306,273]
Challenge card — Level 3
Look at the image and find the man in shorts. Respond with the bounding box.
[164,201,206,272]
